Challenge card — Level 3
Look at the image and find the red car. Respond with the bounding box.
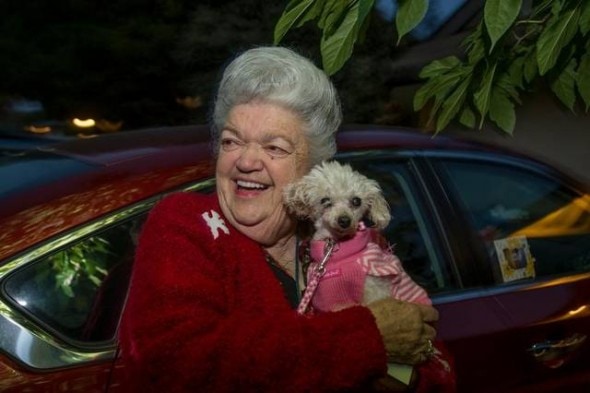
[1,125,589,392]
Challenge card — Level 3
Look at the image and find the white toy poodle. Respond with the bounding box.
[284,161,454,389]
[283,160,431,312]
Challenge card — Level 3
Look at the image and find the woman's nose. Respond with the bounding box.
[236,143,264,171]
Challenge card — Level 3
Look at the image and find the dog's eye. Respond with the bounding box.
[320,197,332,208]
[351,197,362,207]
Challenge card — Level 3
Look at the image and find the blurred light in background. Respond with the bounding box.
[72,118,96,128]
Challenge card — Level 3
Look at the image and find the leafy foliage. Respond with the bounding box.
[274,0,590,134]
[275,0,375,75]
[49,237,110,298]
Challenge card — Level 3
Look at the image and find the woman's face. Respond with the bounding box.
[216,101,309,246]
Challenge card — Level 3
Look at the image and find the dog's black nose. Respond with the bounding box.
[337,216,351,229]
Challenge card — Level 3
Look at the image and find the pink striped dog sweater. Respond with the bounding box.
[308,226,431,312]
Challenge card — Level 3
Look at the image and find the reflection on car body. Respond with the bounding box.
[1,125,589,392]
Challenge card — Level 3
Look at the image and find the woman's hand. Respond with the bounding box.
[367,298,438,365]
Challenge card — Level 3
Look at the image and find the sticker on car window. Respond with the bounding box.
[493,236,536,282]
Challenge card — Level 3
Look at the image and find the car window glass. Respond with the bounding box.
[440,160,590,284]
[344,159,454,294]
[3,215,145,343]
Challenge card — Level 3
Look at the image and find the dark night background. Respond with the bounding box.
[1,0,403,131]
[3,0,590,188]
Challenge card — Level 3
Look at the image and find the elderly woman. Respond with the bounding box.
[119,46,441,392]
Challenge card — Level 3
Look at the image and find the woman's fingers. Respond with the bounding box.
[416,303,439,323]
[423,322,437,341]
[367,298,440,365]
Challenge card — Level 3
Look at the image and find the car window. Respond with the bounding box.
[440,159,590,284]
[343,158,455,294]
[2,215,145,343]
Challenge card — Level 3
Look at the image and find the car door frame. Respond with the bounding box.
[0,178,215,392]
[422,150,590,392]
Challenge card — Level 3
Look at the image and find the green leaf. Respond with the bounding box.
[531,0,553,19]
[436,76,472,132]
[396,0,428,44]
[355,0,374,41]
[413,80,438,111]
[496,73,521,103]
[581,0,590,35]
[413,68,464,111]
[415,67,468,131]
[356,4,372,43]
[484,0,522,52]
[319,0,340,29]
[320,0,364,75]
[459,107,476,128]
[273,0,315,44]
[550,58,577,112]
[489,87,516,134]
[536,8,580,75]
[358,0,374,18]
[89,274,102,287]
[321,0,350,36]
[507,55,526,88]
[297,0,325,27]
[62,285,75,298]
[577,53,590,110]
[523,49,538,83]
[474,63,498,127]
[465,31,486,63]
[418,56,461,79]
[550,1,564,16]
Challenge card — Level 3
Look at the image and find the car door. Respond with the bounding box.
[341,153,518,391]
[341,151,590,392]
[431,155,590,392]
[0,181,216,392]
[0,214,145,392]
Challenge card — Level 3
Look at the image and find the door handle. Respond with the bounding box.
[527,333,587,369]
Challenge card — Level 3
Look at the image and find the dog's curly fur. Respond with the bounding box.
[283,161,390,241]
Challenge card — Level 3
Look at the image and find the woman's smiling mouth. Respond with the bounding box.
[236,180,269,191]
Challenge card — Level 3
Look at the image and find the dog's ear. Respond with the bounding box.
[283,179,314,218]
[367,192,391,230]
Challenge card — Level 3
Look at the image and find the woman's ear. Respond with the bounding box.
[367,193,391,230]
[283,180,314,218]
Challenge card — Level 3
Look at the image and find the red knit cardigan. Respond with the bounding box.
[118,192,388,392]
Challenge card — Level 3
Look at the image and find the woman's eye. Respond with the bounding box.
[265,145,289,157]
[351,197,361,207]
[220,138,240,151]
